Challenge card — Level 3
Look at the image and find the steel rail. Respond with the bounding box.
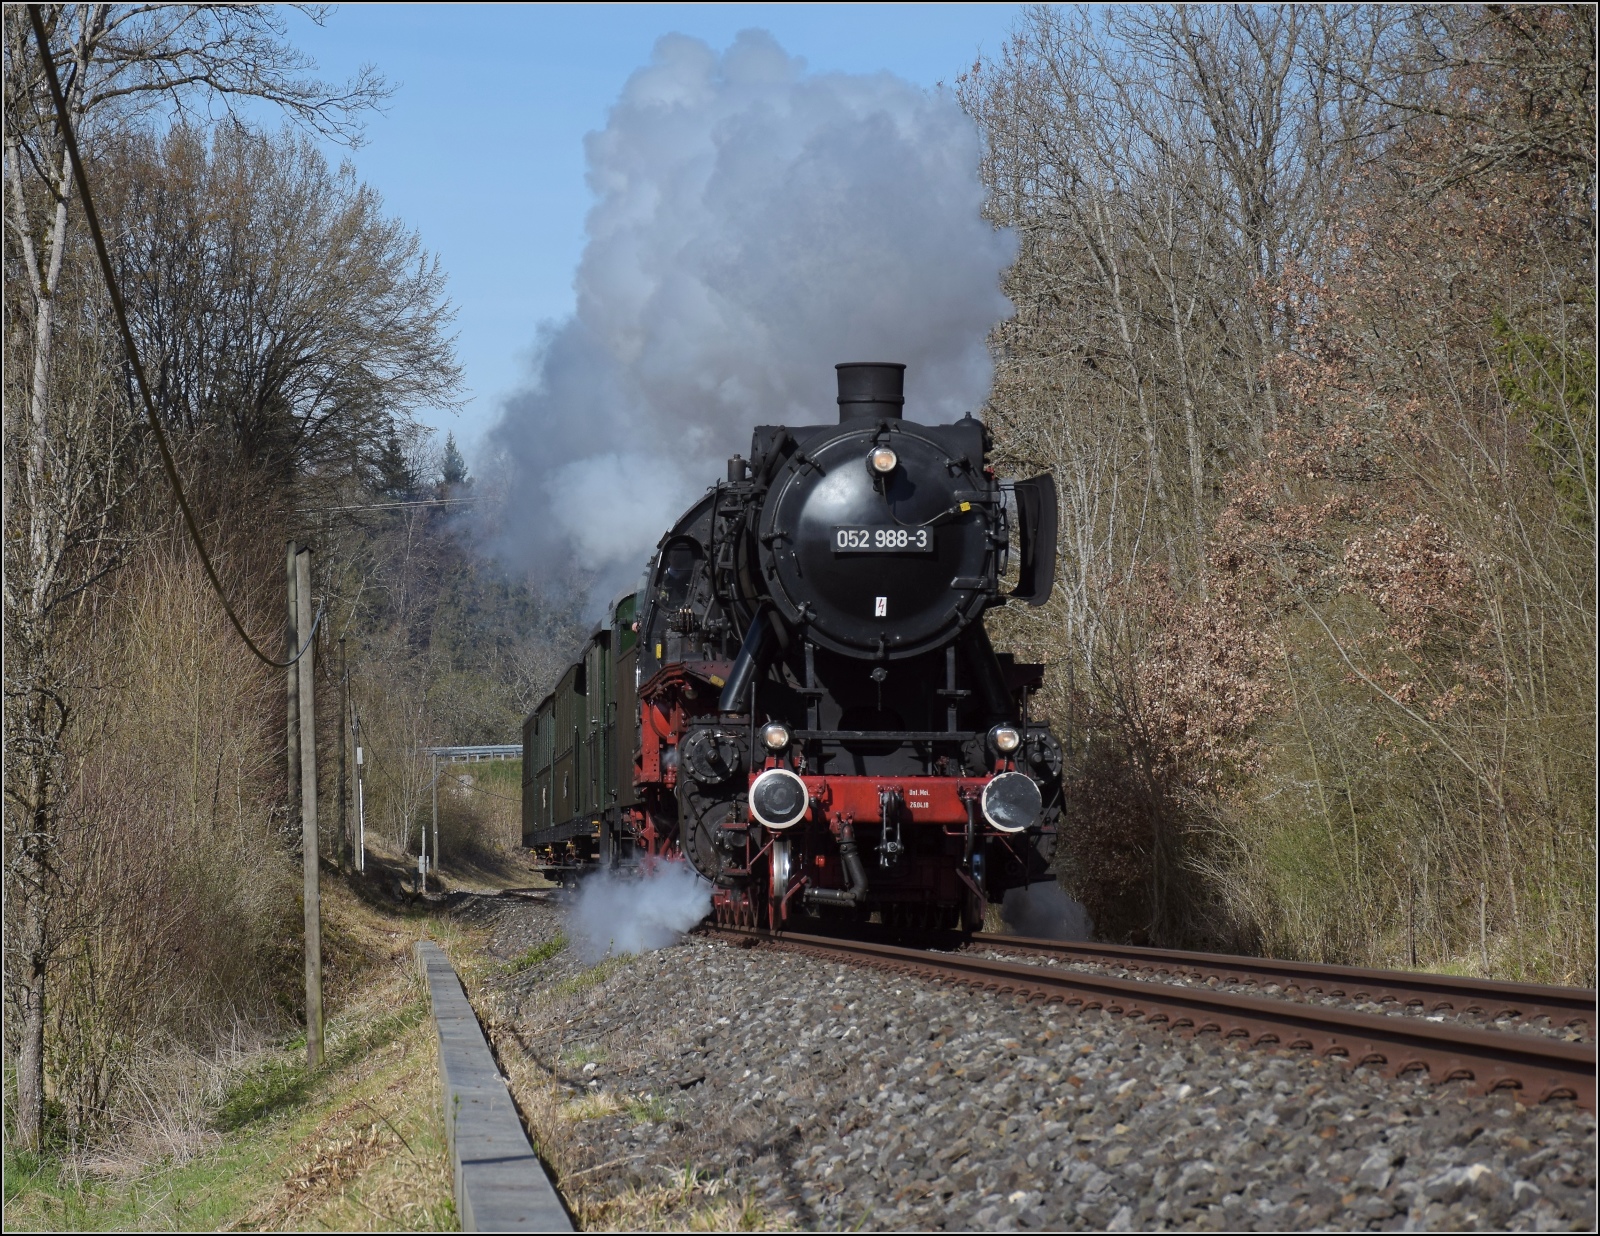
[714,928,1594,1111]
[970,933,1596,1032]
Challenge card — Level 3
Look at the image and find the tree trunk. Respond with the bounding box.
[7,26,94,1149]
[16,884,48,1152]
[12,722,57,1153]
[296,548,323,1068]
[1075,193,1179,577]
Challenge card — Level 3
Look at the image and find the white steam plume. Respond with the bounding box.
[485,30,1015,599]
[566,863,712,962]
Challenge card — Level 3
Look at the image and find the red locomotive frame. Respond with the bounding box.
[628,660,1044,930]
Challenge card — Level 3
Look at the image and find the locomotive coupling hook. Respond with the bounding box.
[878,787,904,868]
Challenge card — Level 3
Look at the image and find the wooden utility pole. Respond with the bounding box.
[353,707,366,873]
[295,546,324,1067]
[286,541,300,823]
[428,752,437,892]
[337,637,350,870]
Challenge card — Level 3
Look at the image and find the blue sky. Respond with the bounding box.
[275,3,1023,459]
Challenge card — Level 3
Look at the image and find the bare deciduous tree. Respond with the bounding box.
[967,4,1594,973]
[103,122,463,498]
[2,3,385,1151]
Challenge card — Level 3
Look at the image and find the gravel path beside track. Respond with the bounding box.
[472,897,1595,1231]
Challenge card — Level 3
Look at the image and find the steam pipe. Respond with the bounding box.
[720,604,775,712]
[804,818,870,906]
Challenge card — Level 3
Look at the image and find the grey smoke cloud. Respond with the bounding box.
[484,30,1015,597]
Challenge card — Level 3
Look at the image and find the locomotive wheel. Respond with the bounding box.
[767,838,791,933]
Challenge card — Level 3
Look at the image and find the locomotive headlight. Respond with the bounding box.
[989,725,1023,755]
[760,721,791,751]
[868,446,898,474]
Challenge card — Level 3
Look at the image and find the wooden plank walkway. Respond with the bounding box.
[415,941,572,1232]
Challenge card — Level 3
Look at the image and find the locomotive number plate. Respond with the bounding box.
[831,526,935,554]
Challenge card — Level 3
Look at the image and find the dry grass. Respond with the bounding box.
[435,759,524,855]
[30,547,299,1144]
[228,936,455,1232]
[576,1170,772,1232]
[4,878,457,1232]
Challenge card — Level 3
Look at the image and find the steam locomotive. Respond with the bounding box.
[522,362,1062,932]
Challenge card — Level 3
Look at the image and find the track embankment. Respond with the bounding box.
[720,930,1594,1111]
[459,892,1596,1232]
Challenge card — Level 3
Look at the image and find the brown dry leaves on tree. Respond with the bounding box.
[972,4,1594,976]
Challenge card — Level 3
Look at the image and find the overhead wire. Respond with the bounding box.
[28,5,315,670]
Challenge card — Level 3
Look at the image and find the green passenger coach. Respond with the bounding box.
[521,591,639,879]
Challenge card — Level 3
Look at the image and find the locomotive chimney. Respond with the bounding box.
[836,362,905,423]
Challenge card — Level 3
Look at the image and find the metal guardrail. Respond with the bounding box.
[415,941,572,1231]
[415,746,522,890]
[426,745,522,762]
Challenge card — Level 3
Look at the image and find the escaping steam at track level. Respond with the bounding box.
[567,865,713,963]
[484,29,1015,604]
[1001,882,1095,941]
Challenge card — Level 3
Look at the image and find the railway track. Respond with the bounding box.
[707,927,1596,1112]
[969,932,1596,1034]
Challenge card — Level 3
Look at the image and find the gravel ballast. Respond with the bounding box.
[468,896,1595,1232]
